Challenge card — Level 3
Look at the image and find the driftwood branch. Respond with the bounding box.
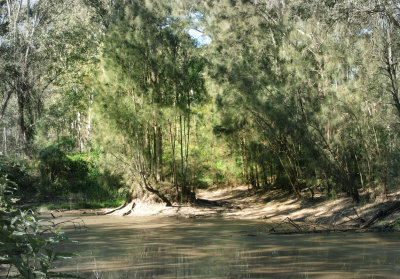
[266,200,400,235]
[40,217,86,234]
[362,201,400,228]
[283,217,302,231]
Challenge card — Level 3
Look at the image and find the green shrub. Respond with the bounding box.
[0,176,77,278]
[37,145,125,202]
[57,136,75,153]
[38,145,68,183]
[0,158,37,200]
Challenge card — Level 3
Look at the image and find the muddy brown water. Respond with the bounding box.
[47,215,400,278]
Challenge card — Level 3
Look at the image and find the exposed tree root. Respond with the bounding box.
[123,203,136,216]
[142,184,172,207]
[104,195,133,215]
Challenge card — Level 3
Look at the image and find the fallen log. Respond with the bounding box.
[362,201,400,229]
[285,217,302,231]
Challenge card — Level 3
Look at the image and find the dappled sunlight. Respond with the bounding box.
[2,1,400,278]
[101,185,400,228]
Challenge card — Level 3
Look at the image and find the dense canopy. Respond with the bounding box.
[1,0,400,203]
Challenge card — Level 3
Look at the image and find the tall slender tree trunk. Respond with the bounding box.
[146,127,152,173]
[157,126,163,181]
[179,114,185,201]
[169,120,177,192]
[184,91,191,196]
[241,138,249,184]
[355,154,364,190]
[278,153,301,198]
[86,93,93,148]
[249,166,255,188]
[77,111,83,152]
[270,164,273,185]
[153,124,158,182]
[17,88,35,156]
[15,129,19,155]
[3,126,7,155]
[261,163,267,188]
[255,165,260,188]
[17,91,25,143]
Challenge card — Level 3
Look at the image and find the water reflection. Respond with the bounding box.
[54,216,400,278]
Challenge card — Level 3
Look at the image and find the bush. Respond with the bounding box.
[0,176,77,278]
[57,136,75,153]
[0,158,37,201]
[37,145,125,202]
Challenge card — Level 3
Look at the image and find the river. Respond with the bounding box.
[52,215,400,278]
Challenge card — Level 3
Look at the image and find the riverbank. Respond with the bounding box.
[41,185,400,231]
[96,185,400,230]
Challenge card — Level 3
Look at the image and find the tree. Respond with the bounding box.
[0,0,97,155]
[95,0,207,204]
[198,0,400,201]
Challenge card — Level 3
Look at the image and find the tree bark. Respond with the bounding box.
[261,163,267,188]
[157,126,163,181]
[153,124,158,182]
[17,89,29,150]
[169,120,177,192]
[77,111,84,152]
[135,134,172,206]
[3,126,7,155]
[179,114,186,201]
[86,93,93,148]
[183,95,191,197]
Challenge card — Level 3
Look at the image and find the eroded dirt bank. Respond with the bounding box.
[98,186,400,230]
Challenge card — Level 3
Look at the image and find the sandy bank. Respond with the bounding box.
[100,186,400,230]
